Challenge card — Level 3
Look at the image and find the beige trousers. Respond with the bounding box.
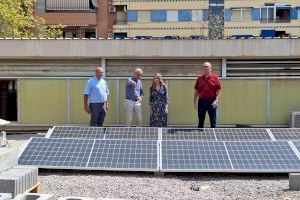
[124,99,142,127]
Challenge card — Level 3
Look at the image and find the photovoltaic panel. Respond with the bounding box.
[214,128,272,141]
[269,128,300,140]
[18,137,94,168]
[48,126,105,139]
[225,141,300,172]
[104,127,158,140]
[161,141,232,171]
[87,139,158,171]
[162,128,215,141]
[19,137,158,171]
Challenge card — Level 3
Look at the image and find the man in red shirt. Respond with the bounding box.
[194,62,222,128]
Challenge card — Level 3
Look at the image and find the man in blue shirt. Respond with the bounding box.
[125,68,144,126]
[84,67,109,127]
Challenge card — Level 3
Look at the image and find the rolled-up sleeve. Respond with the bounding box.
[84,80,92,96]
[126,78,132,87]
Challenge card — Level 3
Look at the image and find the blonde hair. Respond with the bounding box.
[150,73,164,91]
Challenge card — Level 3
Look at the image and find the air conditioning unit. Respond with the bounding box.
[109,5,116,13]
[289,112,300,128]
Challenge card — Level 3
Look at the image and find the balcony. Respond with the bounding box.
[36,12,97,26]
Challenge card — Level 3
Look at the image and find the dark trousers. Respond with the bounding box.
[197,98,216,128]
[89,103,106,127]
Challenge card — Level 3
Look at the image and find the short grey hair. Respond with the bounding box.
[203,62,212,69]
[135,68,143,74]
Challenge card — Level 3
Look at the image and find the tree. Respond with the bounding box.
[0,0,64,38]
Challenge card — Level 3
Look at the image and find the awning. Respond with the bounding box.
[46,0,90,11]
[47,24,91,27]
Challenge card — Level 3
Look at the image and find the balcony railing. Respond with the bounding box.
[261,18,291,23]
[114,21,128,25]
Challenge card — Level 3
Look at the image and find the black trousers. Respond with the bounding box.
[197,98,216,128]
[89,103,106,127]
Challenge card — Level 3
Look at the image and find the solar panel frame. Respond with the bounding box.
[47,126,106,139]
[214,128,272,141]
[104,127,159,140]
[269,128,300,141]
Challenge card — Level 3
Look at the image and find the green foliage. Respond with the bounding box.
[0,0,64,38]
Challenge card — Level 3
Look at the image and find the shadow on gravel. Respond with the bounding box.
[39,169,288,182]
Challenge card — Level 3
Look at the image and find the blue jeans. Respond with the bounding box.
[197,98,216,128]
[89,103,106,127]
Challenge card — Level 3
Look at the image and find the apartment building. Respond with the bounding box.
[35,0,300,38]
[35,0,115,38]
[224,0,300,37]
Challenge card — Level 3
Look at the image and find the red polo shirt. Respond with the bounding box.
[194,73,221,99]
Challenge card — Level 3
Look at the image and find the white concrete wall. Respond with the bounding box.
[0,39,299,59]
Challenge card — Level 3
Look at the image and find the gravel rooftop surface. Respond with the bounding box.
[5,133,300,200]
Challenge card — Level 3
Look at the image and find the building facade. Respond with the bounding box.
[35,0,115,38]
[34,0,300,38]
[224,0,300,37]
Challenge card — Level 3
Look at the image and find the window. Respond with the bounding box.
[298,8,300,19]
[261,5,291,23]
[167,10,178,22]
[138,11,150,22]
[261,7,274,23]
[231,8,251,21]
[276,6,291,23]
[192,10,203,22]
[84,28,96,38]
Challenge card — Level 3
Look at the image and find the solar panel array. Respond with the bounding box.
[19,126,300,173]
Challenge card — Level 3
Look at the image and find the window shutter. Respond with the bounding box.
[224,9,232,21]
[291,8,298,20]
[251,8,260,21]
[203,9,209,21]
[128,10,138,22]
[178,10,192,22]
